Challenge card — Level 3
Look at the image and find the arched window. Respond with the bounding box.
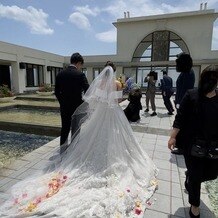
[132,31,189,62]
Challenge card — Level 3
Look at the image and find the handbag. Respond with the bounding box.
[208,141,218,159]
[191,139,218,159]
[190,96,218,159]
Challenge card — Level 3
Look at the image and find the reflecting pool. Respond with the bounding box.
[0,130,55,168]
[0,107,60,127]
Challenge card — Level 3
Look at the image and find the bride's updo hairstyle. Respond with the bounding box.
[105,61,116,72]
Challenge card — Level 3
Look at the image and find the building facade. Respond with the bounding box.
[0,9,217,93]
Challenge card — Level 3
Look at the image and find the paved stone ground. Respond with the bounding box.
[0,95,216,217]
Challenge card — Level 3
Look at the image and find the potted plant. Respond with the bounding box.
[0,84,15,103]
[36,83,54,96]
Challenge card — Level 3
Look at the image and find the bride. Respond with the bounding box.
[0,66,158,217]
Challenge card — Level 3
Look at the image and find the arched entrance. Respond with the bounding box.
[123,30,193,89]
[132,30,189,62]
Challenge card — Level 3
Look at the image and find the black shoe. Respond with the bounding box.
[60,144,68,155]
[171,148,184,155]
[189,206,200,218]
[144,109,149,112]
[150,112,157,116]
[168,112,174,115]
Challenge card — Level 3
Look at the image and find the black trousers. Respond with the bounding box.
[162,92,174,113]
[60,106,77,148]
[70,112,87,141]
[184,154,218,207]
[60,111,72,145]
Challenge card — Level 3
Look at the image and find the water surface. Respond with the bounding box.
[0,108,60,126]
[0,130,55,167]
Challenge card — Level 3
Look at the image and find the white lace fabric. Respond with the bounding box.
[0,66,158,218]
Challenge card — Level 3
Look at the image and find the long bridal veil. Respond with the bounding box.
[0,66,158,217]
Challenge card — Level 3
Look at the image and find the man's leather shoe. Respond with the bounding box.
[144,108,149,112]
[150,112,157,116]
[189,206,200,218]
[60,144,68,155]
[171,148,184,155]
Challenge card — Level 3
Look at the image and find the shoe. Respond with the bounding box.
[171,148,184,155]
[168,112,174,115]
[150,112,157,116]
[144,109,149,112]
[189,206,200,218]
[60,144,68,155]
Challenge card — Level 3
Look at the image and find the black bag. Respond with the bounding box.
[190,95,218,159]
[208,141,218,159]
[191,139,207,158]
[191,139,218,159]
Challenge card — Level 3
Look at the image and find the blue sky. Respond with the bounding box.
[0,0,218,56]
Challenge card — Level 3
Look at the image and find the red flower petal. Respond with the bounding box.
[135,208,142,215]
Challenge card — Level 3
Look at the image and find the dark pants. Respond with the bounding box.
[60,106,77,152]
[71,112,87,141]
[162,92,174,113]
[184,154,218,207]
[60,110,72,145]
[146,91,156,111]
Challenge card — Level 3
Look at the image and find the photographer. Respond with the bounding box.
[144,71,157,116]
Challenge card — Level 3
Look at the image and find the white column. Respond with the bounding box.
[11,62,26,93]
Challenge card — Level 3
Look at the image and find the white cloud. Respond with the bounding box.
[68,12,91,30]
[95,29,116,43]
[69,0,218,45]
[103,0,218,18]
[55,19,64,25]
[74,5,99,16]
[0,4,53,35]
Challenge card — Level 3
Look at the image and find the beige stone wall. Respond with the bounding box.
[114,9,218,62]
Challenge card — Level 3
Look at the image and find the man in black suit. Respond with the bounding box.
[160,70,174,115]
[55,52,89,154]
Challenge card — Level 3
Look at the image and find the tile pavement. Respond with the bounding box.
[0,95,216,217]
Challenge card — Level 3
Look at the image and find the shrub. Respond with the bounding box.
[0,84,14,98]
[38,84,53,92]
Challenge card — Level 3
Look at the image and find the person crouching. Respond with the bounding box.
[124,88,142,122]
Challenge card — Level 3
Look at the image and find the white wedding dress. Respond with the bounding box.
[0,66,158,218]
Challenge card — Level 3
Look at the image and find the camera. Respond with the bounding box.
[148,71,158,80]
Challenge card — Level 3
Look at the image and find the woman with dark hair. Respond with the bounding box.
[124,87,142,122]
[168,65,218,217]
[172,53,195,155]
[175,53,195,110]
